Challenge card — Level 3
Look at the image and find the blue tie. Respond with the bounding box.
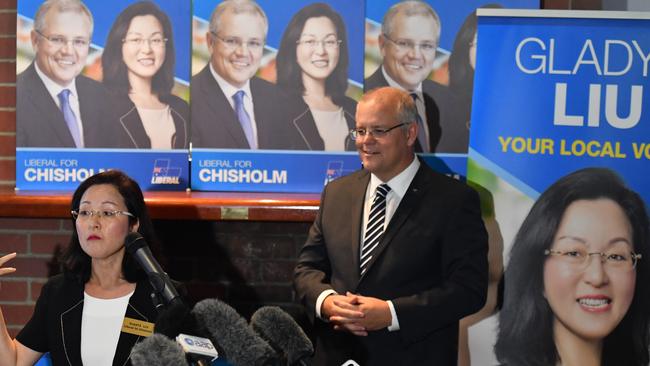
[57,89,82,147]
[232,90,257,149]
[410,92,429,152]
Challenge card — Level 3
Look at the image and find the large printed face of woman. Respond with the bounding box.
[76,184,138,262]
[543,198,636,342]
[296,16,340,83]
[122,15,166,81]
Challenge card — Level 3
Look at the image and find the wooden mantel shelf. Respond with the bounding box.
[0,187,320,222]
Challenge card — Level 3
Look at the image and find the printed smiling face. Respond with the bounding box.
[122,14,166,82]
[32,10,92,87]
[379,13,439,91]
[544,198,637,342]
[208,10,266,89]
[296,16,339,83]
[76,184,138,263]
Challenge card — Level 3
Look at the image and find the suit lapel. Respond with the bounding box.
[119,105,150,148]
[60,299,84,366]
[200,68,250,148]
[358,166,431,282]
[293,107,324,150]
[350,171,370,277]
[113,283,153,366]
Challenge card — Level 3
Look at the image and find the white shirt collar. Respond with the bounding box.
[368,155,420,200]
[209,62,253,102]
[381,66,423,94]
[34,61,79,101]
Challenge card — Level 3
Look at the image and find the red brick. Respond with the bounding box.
[0,38,16,59]
[0,0,17,10]
[11,256,51,277]
[0,134,15,155]
[0,233,27,253]
[31,233,69,254]
[260,260,294,283]
[0,13,16,35]
[0,86,15,107]
[0,62,15,83]
[0,280,27,301]
[0,110,16,133]
[0,218,61,231]
[31,281,44,301]
[0,159,15,181]
[2,304,34,325]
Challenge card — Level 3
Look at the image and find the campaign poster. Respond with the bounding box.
[467,9,650,364]
[190,0,365,192]
[16,0,190,190]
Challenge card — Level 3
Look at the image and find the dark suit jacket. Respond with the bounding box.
[190,65,298,149]
[283,92,357,151]
[16,274,159,366]
[17,62,122,148]
[111,92,189,149]
[294,161,488,365]
[364,67,468,153]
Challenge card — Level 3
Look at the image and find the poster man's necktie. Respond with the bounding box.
[232,90,257,149]
[360,183,391,275]
[410,92,430,152]
[58,89,82,147]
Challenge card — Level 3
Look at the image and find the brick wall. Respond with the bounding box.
[0,0,16,186]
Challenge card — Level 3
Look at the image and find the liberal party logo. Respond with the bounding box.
[324,161,355,185]
[151,159,182,185]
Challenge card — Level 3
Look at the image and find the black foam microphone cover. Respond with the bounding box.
[250,306,313,365]
[131,333,189,366]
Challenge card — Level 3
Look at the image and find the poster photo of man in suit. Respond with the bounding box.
[294,87,488,365]
[365,0,467,154]
[191,0,297,150]
[17,0,121,148]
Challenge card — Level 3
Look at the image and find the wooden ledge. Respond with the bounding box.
[0,187,320,222]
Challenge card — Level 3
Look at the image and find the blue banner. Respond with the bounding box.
[16,148,189,191]
[470,10,650,204]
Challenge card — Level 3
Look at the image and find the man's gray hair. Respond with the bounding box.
[361,87,418,129]
[34,0,94,35]
[209,0,268,37]
[381,0,440,42]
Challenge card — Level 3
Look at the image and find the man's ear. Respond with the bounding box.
[378,33,386,57]
[206,31,214,53]
[30,30,39,51]
[406,121,418,147]
[130,219,140,234]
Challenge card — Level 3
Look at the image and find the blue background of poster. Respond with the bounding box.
[18,0,191,83]
[193,0,364,85]
[470,11,650,203]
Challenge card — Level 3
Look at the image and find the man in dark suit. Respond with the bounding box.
[191,0,296,149]
[17,0,121,148]
[365,1,466,153]
[294,87,488,365]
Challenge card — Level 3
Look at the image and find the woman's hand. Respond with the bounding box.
[0,253,16,277]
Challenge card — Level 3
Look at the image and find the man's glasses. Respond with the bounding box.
[123,36,168,49]
[349,123,407,140]
[296,37,342,50]
[35,29,89,49]
[383,34,437,54]
[544,247,642,273]
[211,32,264,51]
[71,210,135,220]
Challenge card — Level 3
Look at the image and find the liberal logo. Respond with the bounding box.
[151,159,182,185]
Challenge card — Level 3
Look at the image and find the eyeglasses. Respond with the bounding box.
[35,29,89,49]
[71,210,135,220]
[296,37,342,50]
[210,32,264,51]
[383,34,437,54]
[123,36,168,48]
[349,123,407,140]
[544,248,642,273]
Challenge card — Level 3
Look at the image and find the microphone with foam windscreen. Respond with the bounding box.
[192,298,280,366]
[250,306,313,366]
[124,232,180,305]
[131,333,189,366]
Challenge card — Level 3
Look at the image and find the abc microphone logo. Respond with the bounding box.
[341,360,360,366]
[176,333,219,359]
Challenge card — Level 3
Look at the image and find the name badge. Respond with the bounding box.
[121,317,154,337]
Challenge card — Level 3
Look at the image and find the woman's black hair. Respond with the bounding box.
[276,2,349,103]
[495,167,650,366]
[61,170,159,284]
[101,1,175,100]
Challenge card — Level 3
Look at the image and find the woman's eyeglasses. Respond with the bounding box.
[544,248,641,272]
[71,210,135,220]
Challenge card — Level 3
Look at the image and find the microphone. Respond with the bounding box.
[131,333,188,366]
[192,298,280,366]
[124,232,180,305]
[250,306,313,366]
[176,333,219,366]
